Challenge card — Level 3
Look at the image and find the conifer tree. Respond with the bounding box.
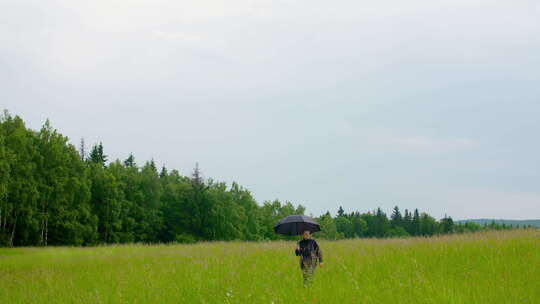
[412,209,421,236]
[124,153,136,168]
[391,206,403,228]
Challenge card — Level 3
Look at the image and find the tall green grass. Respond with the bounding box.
[1,229,539,303]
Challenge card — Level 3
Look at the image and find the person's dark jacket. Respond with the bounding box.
[295,239,323,263]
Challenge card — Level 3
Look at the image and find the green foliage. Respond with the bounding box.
[388,226,409,237]
[334,216,354,238]
[317,212,343,240]
[456,219,540,228]
[88,142,107,166]
[390,206,402,227]
[329,205,518,240]
[0,111,532,247]
[174,233,196,244]
[0,112,308,246]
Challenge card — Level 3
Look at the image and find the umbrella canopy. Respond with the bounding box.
[274,215,321,236]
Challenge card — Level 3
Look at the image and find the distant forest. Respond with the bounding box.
[456,219,540,228]
[0,111,533,247]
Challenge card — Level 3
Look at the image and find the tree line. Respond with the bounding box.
[0,111,306,246]
[315,206,529,240]
[0,111,529,247]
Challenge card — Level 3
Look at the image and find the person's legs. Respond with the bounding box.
[307,266,317,286]
[301,260,316,287]
[302,266,310,286]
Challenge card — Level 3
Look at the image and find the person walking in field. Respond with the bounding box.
[273,215,323,286]
[295,230,323,286]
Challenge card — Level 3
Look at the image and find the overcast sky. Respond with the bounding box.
[2,0,539,219]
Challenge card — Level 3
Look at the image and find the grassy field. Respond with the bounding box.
[1,229,539,304]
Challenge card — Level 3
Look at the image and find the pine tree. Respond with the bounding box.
[337,206,345,217]
[390,206,403,228]
[79,138,86,161]
[159,166,168,179]
[97,143,107,164]
[89,142,107,166]
[403,209,413,234]
[124,153,136,168]
[191,162,204,191]
[149,159,157,173]
[189,163,210,238]
[412,209,421,236]
[440,215,454,234]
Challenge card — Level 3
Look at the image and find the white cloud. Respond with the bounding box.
[3,0,539,89]
[386,136,479,153]
[340,126,480,154]
[152,31,202,42]
[439,188,540,220]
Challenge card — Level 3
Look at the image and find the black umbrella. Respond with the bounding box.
[274,215,321,236]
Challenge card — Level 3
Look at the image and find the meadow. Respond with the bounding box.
[1,229,539,304]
